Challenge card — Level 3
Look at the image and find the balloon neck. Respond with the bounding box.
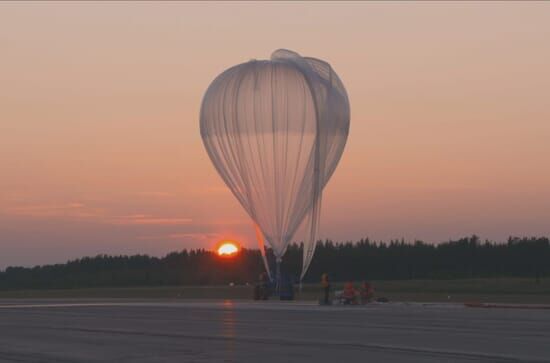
[275,258,282,295]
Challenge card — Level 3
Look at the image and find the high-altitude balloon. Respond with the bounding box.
[200,49,350,280]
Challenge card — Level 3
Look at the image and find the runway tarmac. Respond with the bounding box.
[0,299,549,362]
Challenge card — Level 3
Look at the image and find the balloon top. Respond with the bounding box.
[271,49,302,60]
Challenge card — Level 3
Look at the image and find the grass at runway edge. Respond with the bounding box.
[0,278,549,303]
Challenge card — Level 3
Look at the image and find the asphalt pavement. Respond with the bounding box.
[0,299,549,362]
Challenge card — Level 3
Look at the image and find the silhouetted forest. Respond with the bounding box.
[0,236,548,290]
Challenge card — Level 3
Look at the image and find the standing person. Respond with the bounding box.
[360,281,374,304]
[259,272,269,300]
[321,273,330,304]
[342,282,358,305]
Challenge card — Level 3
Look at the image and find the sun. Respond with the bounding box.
[216,241,240,257]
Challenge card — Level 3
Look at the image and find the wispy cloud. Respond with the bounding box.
[2,198,243,231]
[138,232,222,241]
[3,203,104,219]
[2,203,194,227]
[194,218,249,227]
[0,190,28,202]
[134,192,174,198]
[110,214,193,226]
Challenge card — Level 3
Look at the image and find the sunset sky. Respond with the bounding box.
[1,2,550,268]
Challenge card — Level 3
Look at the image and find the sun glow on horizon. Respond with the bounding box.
[216,241,240,256]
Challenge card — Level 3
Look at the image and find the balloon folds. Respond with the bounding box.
[200,49,350,280]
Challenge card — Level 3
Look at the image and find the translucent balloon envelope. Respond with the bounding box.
[200,49,350,280]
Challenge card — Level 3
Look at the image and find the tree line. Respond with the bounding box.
[0,235,548,290]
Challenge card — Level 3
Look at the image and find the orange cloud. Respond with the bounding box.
[110,214,193,226]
